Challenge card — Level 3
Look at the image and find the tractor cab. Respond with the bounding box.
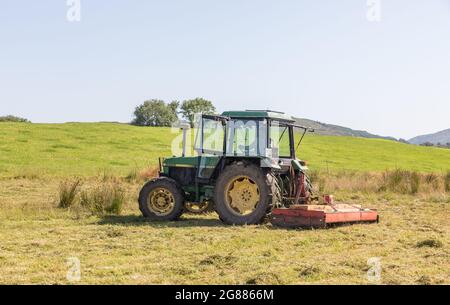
[162,110,311,183]
[220,110,312,172]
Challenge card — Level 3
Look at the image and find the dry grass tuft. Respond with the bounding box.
[246,272,283,285]
[80,182,125,216]
[139,167,159,180]
[125,167,158,182]
[296,264,321,278]
[57,179,82,208]
[200,254,238,267]
[56,176,126,215]
[445,171,450,193]
[416,239,443,249]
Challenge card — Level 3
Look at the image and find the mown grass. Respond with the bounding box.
[0,177,448,284]
[0,122,449,177]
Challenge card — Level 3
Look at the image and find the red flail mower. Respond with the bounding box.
[271,201,379,229]
[271,172,379,228]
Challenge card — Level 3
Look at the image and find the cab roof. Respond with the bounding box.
[221,110,295,122]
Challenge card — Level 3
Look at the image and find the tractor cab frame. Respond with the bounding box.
[140,110,315,225]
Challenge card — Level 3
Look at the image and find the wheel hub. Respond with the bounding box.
[226,176,260,215]
[147,188,175,216]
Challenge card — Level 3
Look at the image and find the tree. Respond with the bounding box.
[421,142,434,147]
[132,99,179,127]
[180,98,216,127]
[0,115,30,123]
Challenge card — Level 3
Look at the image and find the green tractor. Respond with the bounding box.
[138,110,315,225]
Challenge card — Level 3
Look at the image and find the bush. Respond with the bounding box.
[0,115,30,123]
[58,179,82,208]
[80,182,125,215]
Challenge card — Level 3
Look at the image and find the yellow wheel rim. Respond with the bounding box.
[185,201,210,214]
[225,176,260,215]
[147,188,175,216]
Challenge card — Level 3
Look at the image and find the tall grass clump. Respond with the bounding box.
[445,171,450,193]
[57,179,82,208]
[139,167,158,180]
[410,172,420,195]
[425,173,439,189]
[309,169,447,196]
[80,181,125,215]
[379,169,422,194]
[125,167,158,182]
[308,169,326,193]
[125,168,139,182]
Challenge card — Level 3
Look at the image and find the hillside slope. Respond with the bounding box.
[409,128,450,145]
[0,122,449,177]
[294,118,397,141]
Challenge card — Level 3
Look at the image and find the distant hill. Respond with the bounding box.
[409,129,450,145]
[294,118,397,141]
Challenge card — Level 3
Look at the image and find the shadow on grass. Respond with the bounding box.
[98,214,354,230]
[97,214,226,228]
[97,215,325,230]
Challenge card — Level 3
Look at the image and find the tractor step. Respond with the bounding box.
[271,204,379,229]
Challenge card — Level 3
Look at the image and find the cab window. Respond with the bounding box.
[197,118,225,155]
[269,122,292,158]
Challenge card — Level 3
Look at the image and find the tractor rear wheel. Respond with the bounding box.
[138,177,184,221]
[214,162,279,225]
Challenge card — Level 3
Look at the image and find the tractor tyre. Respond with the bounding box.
[138,177,185,221]
[214,161,280,225]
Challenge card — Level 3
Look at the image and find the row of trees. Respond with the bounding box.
[131,98,216,127]
[0,115,30,123]
[421,142,450,148]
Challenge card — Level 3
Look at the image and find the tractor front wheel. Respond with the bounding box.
[138,177,184,221]
[214,162,278,225]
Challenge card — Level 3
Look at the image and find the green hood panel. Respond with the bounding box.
[163,157,198,168]
[163,156,221,169]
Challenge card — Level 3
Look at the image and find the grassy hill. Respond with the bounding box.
[1,122,450,177]
[294,118,397,141]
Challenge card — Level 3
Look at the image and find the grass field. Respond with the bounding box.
[0,122,449,284]
[1,122,450,177]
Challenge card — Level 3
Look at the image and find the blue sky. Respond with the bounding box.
[1,1,449,139]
